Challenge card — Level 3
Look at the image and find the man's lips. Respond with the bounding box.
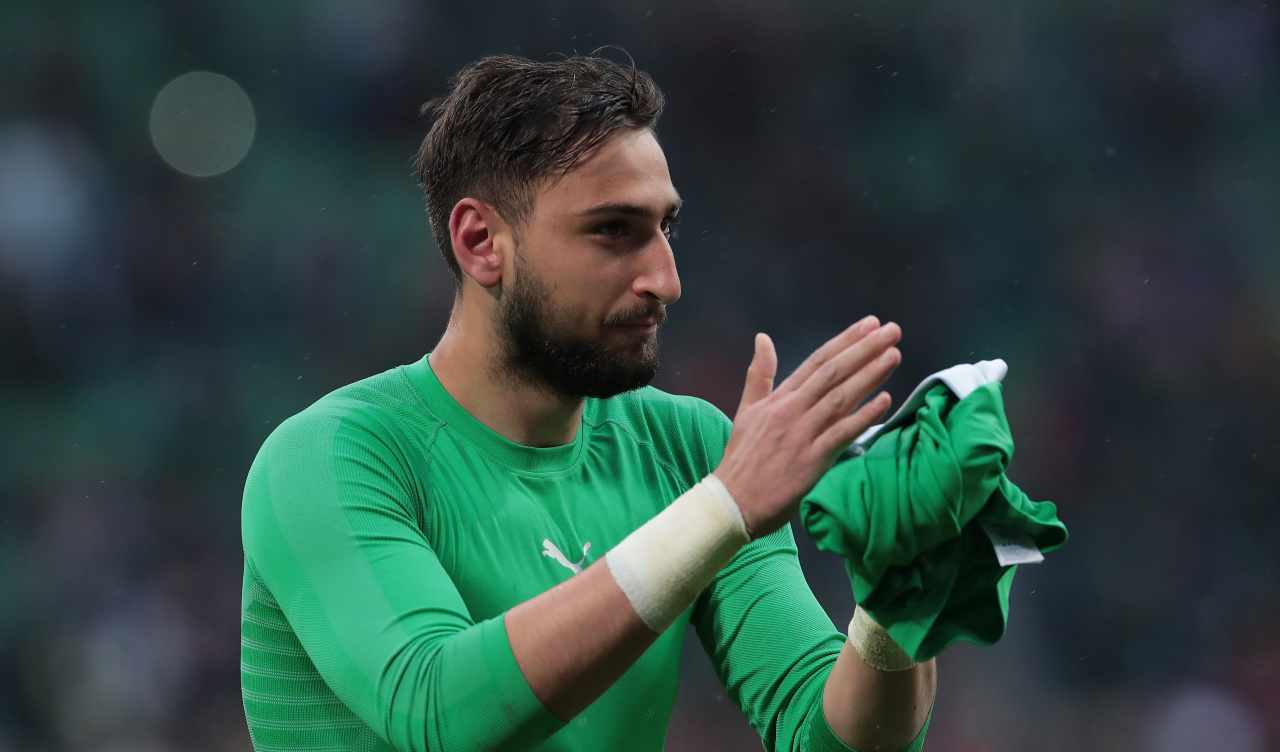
[612,311,665,327]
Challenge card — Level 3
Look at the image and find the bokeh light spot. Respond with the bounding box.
[149,71,255,177]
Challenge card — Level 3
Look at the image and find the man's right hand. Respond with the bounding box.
[714,316,902,539]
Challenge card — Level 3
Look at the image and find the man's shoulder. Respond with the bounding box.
[259,362,441,456]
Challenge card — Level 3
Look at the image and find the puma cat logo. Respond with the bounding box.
[542,539,592,575]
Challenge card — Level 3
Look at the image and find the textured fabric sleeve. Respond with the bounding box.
[691,522,844,752]
[241,407,562,752]
[688,400,932,752]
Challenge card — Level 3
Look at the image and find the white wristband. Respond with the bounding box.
[849,606,916,672]
[605,474,750,633]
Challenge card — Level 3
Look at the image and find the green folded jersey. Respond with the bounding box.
[800,382,1068,662]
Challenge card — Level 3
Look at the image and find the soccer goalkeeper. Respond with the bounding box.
[241,53,936,751]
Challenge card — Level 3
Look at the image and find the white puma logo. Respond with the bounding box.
[542,539,592,575]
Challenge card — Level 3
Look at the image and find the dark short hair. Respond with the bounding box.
[412,51,666,286]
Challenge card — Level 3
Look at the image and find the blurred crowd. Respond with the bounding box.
[3,1,1278,750]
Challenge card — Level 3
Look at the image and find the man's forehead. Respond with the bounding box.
[543,130,681,215]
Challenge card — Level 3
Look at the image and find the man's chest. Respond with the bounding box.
[424,463,685,620]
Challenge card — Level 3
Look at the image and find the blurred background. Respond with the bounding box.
[3,0,1278,749]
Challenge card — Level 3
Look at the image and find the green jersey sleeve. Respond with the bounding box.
[688,402,932,752]
[241,405,562,751]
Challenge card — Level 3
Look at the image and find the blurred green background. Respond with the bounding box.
[3,1,1278,750]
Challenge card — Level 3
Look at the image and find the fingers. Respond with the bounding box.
[808,344,900,427]
[814,390,894,459]
[792,322,901,409]
[776,315,880,396]
[734,332,777,418]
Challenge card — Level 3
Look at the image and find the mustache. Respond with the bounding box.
[607,306,667,327]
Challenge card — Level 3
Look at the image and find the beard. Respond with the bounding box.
[494,250,663,399]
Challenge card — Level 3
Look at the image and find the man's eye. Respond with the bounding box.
[662,218,680,240]
[594,221,627,238]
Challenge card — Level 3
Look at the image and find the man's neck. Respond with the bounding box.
[429,318,585,449]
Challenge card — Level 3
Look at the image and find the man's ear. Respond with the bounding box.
[448,197,507,289]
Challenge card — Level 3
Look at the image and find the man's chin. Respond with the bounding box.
[505,326,660,399]
[574,348,659,398]
[579,362,657,398]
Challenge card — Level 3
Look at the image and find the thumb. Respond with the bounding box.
[735,332,777,417]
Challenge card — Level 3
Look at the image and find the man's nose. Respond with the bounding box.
[633,235,681,305]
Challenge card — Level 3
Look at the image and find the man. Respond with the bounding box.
[240,53,935,751]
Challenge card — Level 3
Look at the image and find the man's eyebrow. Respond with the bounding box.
[577,197,683,219]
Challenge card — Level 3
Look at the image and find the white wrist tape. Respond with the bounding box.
[605,474,749,633]
[849,606,917,672]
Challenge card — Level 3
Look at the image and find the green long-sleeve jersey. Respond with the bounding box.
[240,353,931,751]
